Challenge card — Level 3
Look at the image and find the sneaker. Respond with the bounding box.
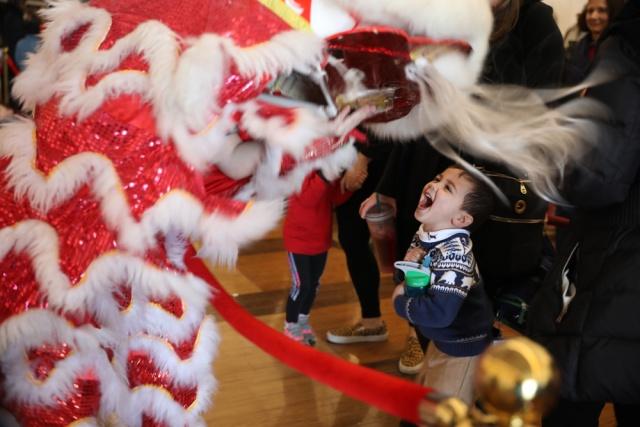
[284,322,304,343]
[326,321,388,344]
[398,335,424,375]
[298,315,317,346]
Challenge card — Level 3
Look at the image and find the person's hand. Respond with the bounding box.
[392,284,405,301]
[359,192,397,219]
[404,247,426,263]
[341,153,369,192]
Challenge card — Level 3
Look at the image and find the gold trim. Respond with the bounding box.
[489,215,544,224]
[194,114,221,137]
[481,170,531,183]
[257,0,311,31]
[514,200,527,215]
[68,418,97,427]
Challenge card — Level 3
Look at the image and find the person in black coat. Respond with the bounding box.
[472,0,565,324]
[563,0,622,85]
[325,139,394,345]
[528,1,640,425]
[484,0,564,87]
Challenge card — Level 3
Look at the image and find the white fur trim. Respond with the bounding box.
[310,0,356,37]
[164,229,188,270]
[127,317,218,390]
[0,220,214,343]
[214,139,265,180]
[247,140,356,200]
[365,106,427,140]
[239,95,373,160]
[197,198,284,266]
[408,63,601,201]
[12,1,326,173]
[0,119,284,264]
[0,310,217,426]
[0,311,134,425]
[129,386,206,427]
[239,100,327,158]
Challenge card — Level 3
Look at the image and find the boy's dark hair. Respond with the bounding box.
[450,165,495,231]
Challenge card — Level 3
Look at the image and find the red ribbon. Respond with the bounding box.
[185,246,431,424]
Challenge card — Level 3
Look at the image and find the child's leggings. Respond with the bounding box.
[285,252,328,323]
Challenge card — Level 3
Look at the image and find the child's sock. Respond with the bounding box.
[298,314,316,346]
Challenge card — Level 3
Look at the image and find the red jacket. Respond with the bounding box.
[283,172,351,255]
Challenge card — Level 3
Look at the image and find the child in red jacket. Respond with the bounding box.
[283,170,350,345]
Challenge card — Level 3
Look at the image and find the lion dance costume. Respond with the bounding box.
[0,0,598,425]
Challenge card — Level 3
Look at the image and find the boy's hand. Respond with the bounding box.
[392,284,405,301]
[404,247,426,263]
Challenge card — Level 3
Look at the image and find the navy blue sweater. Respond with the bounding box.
[394,228,493,357]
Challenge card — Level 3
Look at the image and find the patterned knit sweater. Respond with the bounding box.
[394,227,493,357]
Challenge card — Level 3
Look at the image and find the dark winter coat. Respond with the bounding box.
[528,1,640,404]
[483,0,564,88]
[564,34,598,85]
[474,0,564,298]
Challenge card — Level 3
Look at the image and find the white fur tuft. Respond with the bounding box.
[371,62,606,202]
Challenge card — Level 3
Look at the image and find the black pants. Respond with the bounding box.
[336,170,381,319]
[285,252,327,323]
[543,399,640,427]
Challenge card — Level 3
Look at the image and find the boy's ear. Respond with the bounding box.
[452,211,474,228]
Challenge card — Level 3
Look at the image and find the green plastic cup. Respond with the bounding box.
[404,270,430,297]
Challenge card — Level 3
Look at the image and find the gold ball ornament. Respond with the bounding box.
[474,337,560,426]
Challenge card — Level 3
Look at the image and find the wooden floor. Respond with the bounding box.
[202,222,616,426]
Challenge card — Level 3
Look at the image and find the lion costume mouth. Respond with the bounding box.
[324,26,472,123]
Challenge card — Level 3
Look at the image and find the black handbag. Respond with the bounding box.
[472,168,549,332]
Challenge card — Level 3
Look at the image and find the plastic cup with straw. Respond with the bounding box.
[364,194,396,272]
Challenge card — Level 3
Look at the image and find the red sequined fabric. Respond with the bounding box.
[0,254,48,323]
[91,0,291,46]
[0,158,33,229]
[34,99,207,221]
[8,373,101,427]
[128,352,198,408]
[27,343,72,381]
[113,285,133,311]
[0,0,351,424]
[149,294,184,318]
[47,185,119,285]
[170,330,199,360]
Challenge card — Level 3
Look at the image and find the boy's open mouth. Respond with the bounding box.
[418,190,434,210]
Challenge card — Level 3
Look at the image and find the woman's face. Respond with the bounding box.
[585,0,609,40]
